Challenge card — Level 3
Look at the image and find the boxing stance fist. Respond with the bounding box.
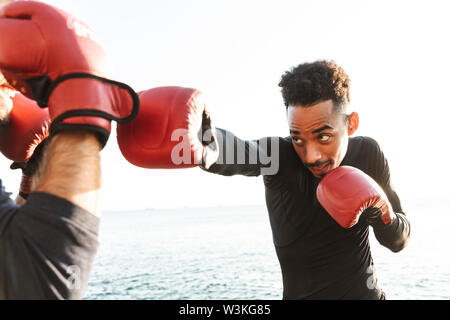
[0,91,49,162]
[117,86,218,169]
[0,1,138,146]
[316,166,394,229]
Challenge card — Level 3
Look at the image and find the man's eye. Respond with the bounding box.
[292,137,303,144]
[319,134,331,142]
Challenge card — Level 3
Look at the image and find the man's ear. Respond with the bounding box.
[347,112,359,136]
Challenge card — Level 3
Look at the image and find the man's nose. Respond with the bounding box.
[304,145,322,164]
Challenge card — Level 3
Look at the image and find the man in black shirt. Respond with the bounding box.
[201,60,410,299]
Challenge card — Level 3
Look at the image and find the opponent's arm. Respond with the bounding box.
[0,131,101,299]
[37,130,101,216]
[0,1,137,299]
[0,107,101,299]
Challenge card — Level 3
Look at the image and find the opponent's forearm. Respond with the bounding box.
[203,128,277,177]
[373,212,410,252]
[36,131,101,217]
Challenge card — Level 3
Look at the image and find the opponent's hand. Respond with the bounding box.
[117,86,218,169]
[0,1,138,146]
[316,165,394,229]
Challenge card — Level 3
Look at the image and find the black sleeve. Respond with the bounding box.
[0,185,99,299]
[367,139,411,253]
[201,128,283,177]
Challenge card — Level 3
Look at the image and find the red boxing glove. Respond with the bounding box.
[0,1,138,146]
[117,86,218,169]
[316,166,393,229]
[0,91,49,162]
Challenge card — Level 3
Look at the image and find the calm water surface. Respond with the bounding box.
[85,200,450,300]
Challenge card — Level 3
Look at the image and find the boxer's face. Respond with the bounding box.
[287,100,358,179]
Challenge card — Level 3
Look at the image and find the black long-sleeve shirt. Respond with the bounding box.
[203,128,410,299]
[0,180,99,299]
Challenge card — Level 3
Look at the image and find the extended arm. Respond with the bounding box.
[202,128,280,177]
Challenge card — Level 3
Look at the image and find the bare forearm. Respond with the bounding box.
[36,131,102,216]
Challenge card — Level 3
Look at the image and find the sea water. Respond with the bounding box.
[85,199,450,300]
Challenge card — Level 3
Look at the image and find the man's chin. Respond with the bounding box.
[309,163,335,179]
[312,171,328,179]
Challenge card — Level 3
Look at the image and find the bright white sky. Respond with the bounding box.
[1,0,450,211]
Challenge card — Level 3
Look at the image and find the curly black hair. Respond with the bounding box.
[278,60,350,112]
